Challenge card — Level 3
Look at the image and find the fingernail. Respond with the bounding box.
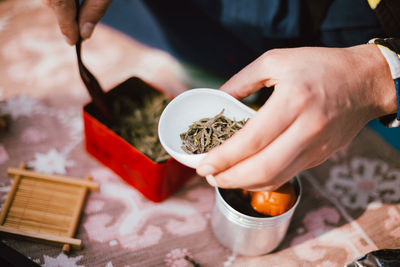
[206,175,218,187]
[80,22,95,39]
[63,35,74,46]
[197,164,216,176]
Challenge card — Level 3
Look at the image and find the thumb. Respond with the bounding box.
[219,51,278,99]
[79,0,112,39]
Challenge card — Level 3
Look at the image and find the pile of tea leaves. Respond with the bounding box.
[111,93,170,163]
[180,109,247,154]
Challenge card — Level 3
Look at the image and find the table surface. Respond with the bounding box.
[0,1,399,266]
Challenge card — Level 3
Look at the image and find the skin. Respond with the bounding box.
[42,0,112,45]
[197,45,397,191]
[44,1,397,191]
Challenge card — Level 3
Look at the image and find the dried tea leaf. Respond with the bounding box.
[180,109,247,154]
[111,93,170,163]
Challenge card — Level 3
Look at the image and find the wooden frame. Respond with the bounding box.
[0,163,99,253]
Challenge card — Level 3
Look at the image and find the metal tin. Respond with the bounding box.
[211,177,302,256]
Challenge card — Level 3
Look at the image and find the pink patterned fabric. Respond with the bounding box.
[0,1,399,266]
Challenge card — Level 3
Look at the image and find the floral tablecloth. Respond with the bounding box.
[0,1,399,266]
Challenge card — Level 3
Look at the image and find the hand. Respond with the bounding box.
[196,44,397,191]
[43,0,112,45]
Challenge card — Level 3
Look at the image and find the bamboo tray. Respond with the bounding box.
[0,163,99,253]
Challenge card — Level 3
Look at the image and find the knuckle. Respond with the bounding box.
[58,24,70,35]
[84,0,111,17]
[214,154,235,172]
[259,49,280,67]
[96,0,111,11]
[50,0,67,9]
[304,118,326,141]
[262,48,280,59]
[287,89,310,113]
[286,83,319,114]
[246,134,266,153]
[58,22,74,36]
[309,112,329,137]
[214,174,235,188]
[206,141,241,169]
[42,0,50,7]
[232,129,262,153]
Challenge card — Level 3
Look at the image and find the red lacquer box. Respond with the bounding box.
[83,77,194,202]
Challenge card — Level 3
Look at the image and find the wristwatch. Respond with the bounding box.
[369,38,400,128]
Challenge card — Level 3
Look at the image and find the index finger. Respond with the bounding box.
[196,81,297,179]
[196,51,290,178]
[47,0,79,45]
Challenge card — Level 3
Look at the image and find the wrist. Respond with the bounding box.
[358,44,397,119]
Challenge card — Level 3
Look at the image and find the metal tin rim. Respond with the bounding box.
[215,176,302,228]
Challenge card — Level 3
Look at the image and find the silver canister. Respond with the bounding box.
[211,177,302,256]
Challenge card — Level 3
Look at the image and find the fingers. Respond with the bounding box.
[45,0,112,45]
[207,117,310,191]
[197,50,288,179]
[79,0,112,39]
[47,0,79,45]
[219,51,279,99]
[197,82,297,179]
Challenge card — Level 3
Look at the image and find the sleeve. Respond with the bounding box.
[367,0,400,127]
[369,38,400,128]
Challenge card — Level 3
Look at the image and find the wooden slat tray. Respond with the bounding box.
[0,163,99,253]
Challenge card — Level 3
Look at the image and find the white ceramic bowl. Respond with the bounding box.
[158,88,256,168]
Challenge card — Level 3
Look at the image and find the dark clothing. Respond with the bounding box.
[372,0,400,39]
[102,0,387,77]
[99,0,400,149]
[141,0,386,77]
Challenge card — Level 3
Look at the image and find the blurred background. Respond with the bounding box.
[0,1,399,266]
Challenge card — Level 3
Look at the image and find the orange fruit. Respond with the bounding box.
[250,182,297,216]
